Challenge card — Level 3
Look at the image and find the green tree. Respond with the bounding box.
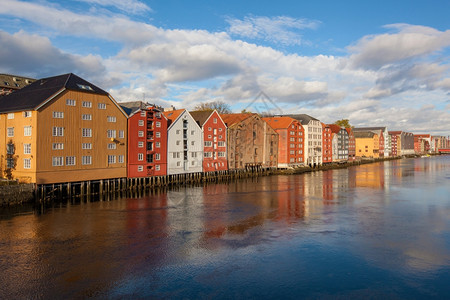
[193,101,232,114]
[334,119,353,128]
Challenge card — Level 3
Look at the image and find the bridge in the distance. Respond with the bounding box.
[438,149,450,154]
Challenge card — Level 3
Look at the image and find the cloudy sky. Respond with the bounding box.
[1,0,449,134]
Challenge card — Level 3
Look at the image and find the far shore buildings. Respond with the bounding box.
[329,124,349,161]
[0,73,128,184]
[190,110,228,172]
[354,131,380,158]
[284,114,322,167]
[389,131,415,156]
[221,113,278,169]
[262,116,304,168]
[322,123,332,164]
[120,101,168,178]
[346,128,356,161]
[163,109,203,175]
[353,127,387,157]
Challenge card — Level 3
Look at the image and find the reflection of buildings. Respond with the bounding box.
[354,163,385,188]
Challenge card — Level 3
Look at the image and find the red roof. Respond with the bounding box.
[163,109,184,122]
[220,113,254,126]
[262,116,296,129]
[328,124,342,134]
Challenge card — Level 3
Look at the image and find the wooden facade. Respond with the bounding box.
[190,110,228,172]
[121,102,168,178]
[354,132,379,158]
[346,128,356,161]
[262,116,304,168]
[221,113,278,169]
[164,109,203,175]
[0,73,128,184]
[322,123,332,164]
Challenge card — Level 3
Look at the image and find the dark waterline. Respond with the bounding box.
[1,156,450,299]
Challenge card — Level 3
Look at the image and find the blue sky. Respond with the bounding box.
[0,0,449,134]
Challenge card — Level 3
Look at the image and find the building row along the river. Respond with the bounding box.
[0,73,448,184]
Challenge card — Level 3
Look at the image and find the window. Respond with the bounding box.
[176,130,180,134]
[218,141,225,147]
[205,141,212,147]
[82,114,92,120]
[6,158,14,168]
[108,155,116,164]
[23,111,32,118]
[98,103,106,109]
[213,118,217,124]
[107,143,116,149]
[24,126,31,136]
[208,135,212,139]
[53,143,64,150]
[119,130,124,138]
[137,166,143,172]
[156,122,161,128]
[66,99,76,106]
[52,127,64,136]
[204,152,212,158]
[66,156,76,166]
[52,157,64,166]
[191,141,195,146]
[219,128,222,132]
[140,111,146,117]
[7,127,14,137]
[23,158,31,169]
[53,111,64,118]
[6,144,14,154]
[155,165,160,171]
[138,120,144,126]
[82,128,92,137]
[156,142,160,148]
[156,132,161,138]
[107,116,116,123]
[138,141,144,148]
[82,143,92,149]
[7,113,14,119]
[155,153,160,160]
[24,144,31,154]
[82,156,92,165]
[82,101,92,108]
[77,84,93,91]
[218,152,226,157]
[107,130,116,138]
[138,153,144,161]
[177,161,181,167]
[176,140,180,145]
[138,131,144,137]
[118,155,124,163]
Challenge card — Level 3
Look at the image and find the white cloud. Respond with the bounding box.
[75,0,151,15]
[226,15,320,46]
[349,24,450,70]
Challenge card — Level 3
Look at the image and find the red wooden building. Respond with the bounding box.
[262,116,305,168]
[121,102,168,177]
[190,110,228,172]
[322,123,333,163]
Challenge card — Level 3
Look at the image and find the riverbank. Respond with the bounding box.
[0,154,434,207]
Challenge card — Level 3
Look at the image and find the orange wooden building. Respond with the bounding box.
[0,73,127,184]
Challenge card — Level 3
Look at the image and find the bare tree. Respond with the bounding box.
[194,101,232,114]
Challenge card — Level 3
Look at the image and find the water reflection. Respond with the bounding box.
[0,156,449,298]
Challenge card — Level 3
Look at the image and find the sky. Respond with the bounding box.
[0,0,449,135]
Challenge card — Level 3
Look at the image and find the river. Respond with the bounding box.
[1,156,449,299]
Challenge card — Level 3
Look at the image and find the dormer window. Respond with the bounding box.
[77,84,94,91]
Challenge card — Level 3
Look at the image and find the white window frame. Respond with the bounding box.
[53,111,64,118]
[52,127,64,137]
[7,127,14,137]
[82,114,92,121]
[52,156,64,166]
[138,141,144,148]
[23,144,31,154]
[107,143,116,150]
[66,99,76,106]
[138,120,144,126]
[118,155,124,163]
[118,130,124,138]
[82,156,92,165]
[107,130,117,138]
[82,128,92,137]
[24,126,32,136]
[107,116,116,123]
[108,155,116,164]
[82,143,92,150]
[7,113,14,119]
[52,143,64,150]
[138,153,144,161]
[82,101,92,108]
[66,156,76,166]
[98,103,106,109]
[23,158,31,169]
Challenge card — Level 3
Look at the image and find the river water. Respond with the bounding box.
[1,156,450,299]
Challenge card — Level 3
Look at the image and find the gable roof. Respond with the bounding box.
[163,108,185,122]
[220,113,254,127]
[353,126,386,132]
[0,73,108,113]
[189,110,214,127]
[281,114,319,125]
[0,74,35,90]
[354,131,376,138]
[262,116,297,129]
[120,101,147,116]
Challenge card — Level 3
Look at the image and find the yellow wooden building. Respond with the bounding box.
[354,131,380,158]
[0,73,127,184]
